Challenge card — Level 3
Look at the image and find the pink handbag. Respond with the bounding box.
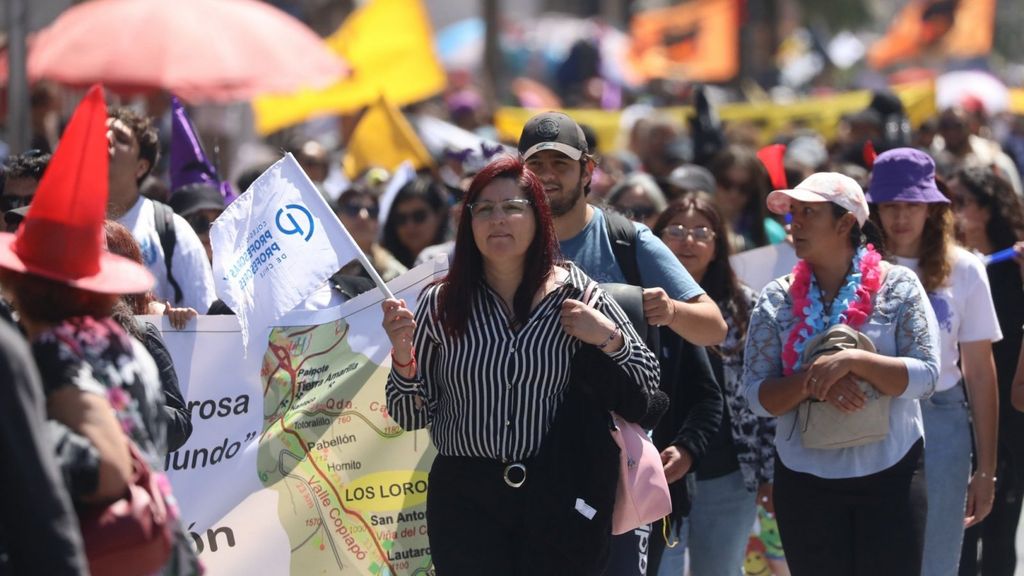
[609,412,673,534]
[579,281,673,535]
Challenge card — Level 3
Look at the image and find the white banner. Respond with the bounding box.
[729,241,798,294]
[156,259,447,575]
[210,153,363,348]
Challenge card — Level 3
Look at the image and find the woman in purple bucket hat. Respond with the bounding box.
[868,147,1001,576]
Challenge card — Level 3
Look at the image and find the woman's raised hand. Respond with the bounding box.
[382,299,415,359]
[560,299,621,352]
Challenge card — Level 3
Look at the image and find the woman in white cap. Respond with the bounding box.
[742,172,940,575]
[868,149,1001,576]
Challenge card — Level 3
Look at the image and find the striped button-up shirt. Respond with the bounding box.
[387,262,661,461]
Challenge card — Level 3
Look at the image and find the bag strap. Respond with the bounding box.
[581,280,599,307]
[603,210,642,287]
[152,201,183,305]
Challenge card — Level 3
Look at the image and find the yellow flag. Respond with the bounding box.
[253,0,447,135]
[342,97,433,179]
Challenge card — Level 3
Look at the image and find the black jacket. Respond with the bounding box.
[528,343,633,576]
[651,328,724,520]
[141,322,193,452]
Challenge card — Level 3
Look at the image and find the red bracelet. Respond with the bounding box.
[392,347,416,368]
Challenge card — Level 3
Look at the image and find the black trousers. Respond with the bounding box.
[959,457,1024,576]
[427,454,596,576]
[773,439,927,576]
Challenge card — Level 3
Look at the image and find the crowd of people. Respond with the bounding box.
[3,77,1024,576]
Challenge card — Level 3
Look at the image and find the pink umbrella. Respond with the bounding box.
[25,0,347,103]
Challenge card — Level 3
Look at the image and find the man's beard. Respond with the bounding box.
[548,180,585,217]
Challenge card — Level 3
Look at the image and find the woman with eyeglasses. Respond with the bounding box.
[743,172,940,576]
[334,185,407,282]
[381,156,660,575]
[381,176,450,268]
[946,166,1024,575]
[651,193,777,576]
[607,173,668,229]
[709,145,787,253]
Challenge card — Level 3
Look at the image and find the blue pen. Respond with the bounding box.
[982,247,1017,266]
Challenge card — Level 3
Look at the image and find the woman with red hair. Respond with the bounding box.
[382,156,661,574]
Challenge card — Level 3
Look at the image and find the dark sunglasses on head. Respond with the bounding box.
[0,195,33,212]
[338,202,380,219]
[392,208,430,227]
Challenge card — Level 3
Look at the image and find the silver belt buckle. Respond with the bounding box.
[503,463,526,488]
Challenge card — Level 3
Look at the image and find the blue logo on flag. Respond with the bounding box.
[275,204,315,242]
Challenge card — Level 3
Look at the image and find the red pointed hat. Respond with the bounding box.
[0,85,154,294]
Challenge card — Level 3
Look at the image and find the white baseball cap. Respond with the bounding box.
[766,172,870,226]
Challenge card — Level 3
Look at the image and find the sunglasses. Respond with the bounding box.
[338,202,380,219]
[615,205,656,221]
[186,213,213,235]
[468,198,532,220]
[392,208,431,227]
[0,195,33,212]
[662,224,715,242]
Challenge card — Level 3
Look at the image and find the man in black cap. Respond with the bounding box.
[519,111,726,576]
[518,111,724,346]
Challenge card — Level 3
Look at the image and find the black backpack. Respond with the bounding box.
[152,201,184,305]
[600,210,668,430]
[602,210,660,356]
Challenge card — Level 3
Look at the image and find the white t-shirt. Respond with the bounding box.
[895,246,1003,393]
[117,196,216,313]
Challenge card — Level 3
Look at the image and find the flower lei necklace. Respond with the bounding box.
[782,244,883,375]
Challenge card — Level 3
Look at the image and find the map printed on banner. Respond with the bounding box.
[158,259,446,575]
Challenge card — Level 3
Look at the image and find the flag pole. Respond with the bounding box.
[287,153,396,300]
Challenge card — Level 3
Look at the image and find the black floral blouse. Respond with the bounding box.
[33,316,202,576]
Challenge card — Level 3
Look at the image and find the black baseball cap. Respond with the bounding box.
[169,183,226,217]
[518,111,588,161]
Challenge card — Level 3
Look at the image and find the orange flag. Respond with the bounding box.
[868,0,995,70]
[629,0,740,83]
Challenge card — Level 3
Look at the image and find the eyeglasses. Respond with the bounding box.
[614,205,656,221]
[338,202,380,219]
[392,208,431,227]
[468,198,532,220]
[0,195,33,212]
[662,224,715,242]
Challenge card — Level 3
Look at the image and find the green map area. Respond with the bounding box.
[257,318,436,575]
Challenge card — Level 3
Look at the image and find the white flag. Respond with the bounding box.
[210,154,362,348]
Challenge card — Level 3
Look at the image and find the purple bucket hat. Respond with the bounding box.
[866,148,949,204]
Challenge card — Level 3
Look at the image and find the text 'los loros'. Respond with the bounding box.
[343,479,428,502]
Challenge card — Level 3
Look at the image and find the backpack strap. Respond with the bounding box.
[152,201,183,305]
[603,210,642,287]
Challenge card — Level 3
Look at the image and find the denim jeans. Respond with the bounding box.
[921,385,973,576]
[657,470,757,576]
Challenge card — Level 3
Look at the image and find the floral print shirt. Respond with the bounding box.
[33,316,202,575]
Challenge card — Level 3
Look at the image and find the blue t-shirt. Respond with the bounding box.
[558,208,705,302]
